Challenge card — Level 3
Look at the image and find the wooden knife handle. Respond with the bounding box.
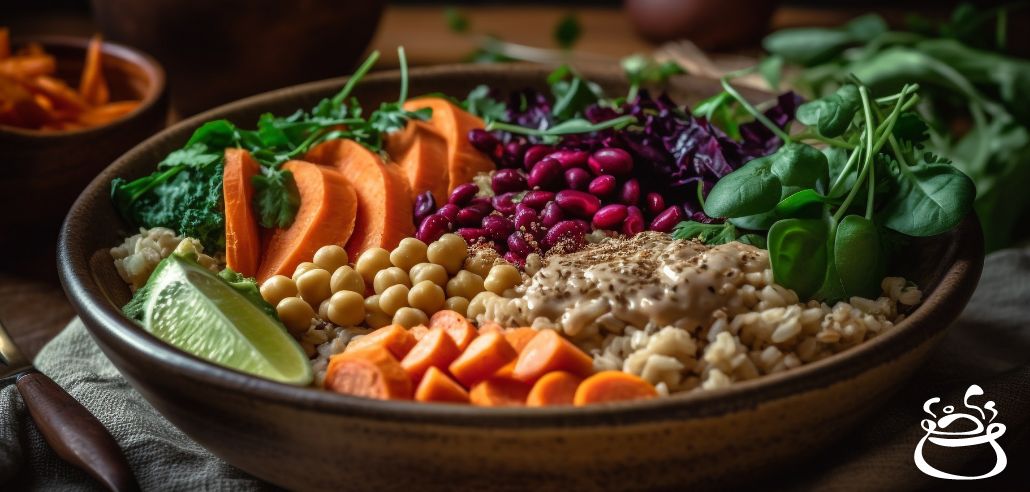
[16,370,138,492]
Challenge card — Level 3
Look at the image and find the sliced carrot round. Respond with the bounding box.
[512,329,594,383]
[415,366,469,404]
[469,377,531,407]
[400,327,462,384]
[573,371,657,406]
[324,346,412,400]
[429,310,477,351]
[448,331,517,388]
[345,324,417,359]
[503,327,539,354]
[527,371,582,407]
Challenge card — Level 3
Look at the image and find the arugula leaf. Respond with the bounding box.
[252,167,300,229]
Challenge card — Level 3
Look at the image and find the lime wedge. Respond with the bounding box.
[142,254,313,385]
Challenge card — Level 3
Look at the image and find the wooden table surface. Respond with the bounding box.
[0,3,954,359]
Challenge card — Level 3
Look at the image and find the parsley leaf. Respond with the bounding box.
[463,85,507,123]
[252,167,300,229]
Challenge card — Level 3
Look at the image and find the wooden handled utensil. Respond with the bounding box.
[0,318,138,491]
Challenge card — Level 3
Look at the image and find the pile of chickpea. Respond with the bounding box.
[259,233,524,336]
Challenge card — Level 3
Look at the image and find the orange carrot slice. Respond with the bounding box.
[512,329,594,384]
[503,327,538,354]
[409,324,430,341]
[527,371,582,407]
[223,148,262,277]
[400,327,462,384]
[346,324,417,359]
[477,322,503,335]
[385,120,450,204]
[0,28,9,60]
[448,331,517,388]
[402,97,495,195]
[255,160,357,282]
[324,346,413,400]
[0,54,56,79]
[78,34,108,106]
[304,139,414,259]
[469,377,531,407]
[415,366,470,404]
[74,100,138,126]
[573,371,657,406]
[428,310,477,351]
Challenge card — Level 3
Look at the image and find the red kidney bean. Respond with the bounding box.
[503,251,526,268]
[456,206,487,227]
[491,192,518,215]
[468,129,500,156]
[456,227,489,244]
[513,206,538,232]
[587,175,617,198]
[468,196,492,208]
[527,157,562,189]
[543,220,587,250]
[623,206,645,236]
[523,144,554,170]
[645,192,666,216]
[592,204,628,230]
[435,203,459,221]
[492,169,527,194]
[503,141,525,168]
[588,148,633,177]
[417,214,451,243]
[540,201,564,228]
[521,190,554,209]
[482,214,515,241]
[555,190,601,218]
[546,150,590,170]
[649,206,684,233]
[619,178,641,206]
[414,191,436,224]
[564,168,592,191]
[448,182,479,206]
[507,232,535,257]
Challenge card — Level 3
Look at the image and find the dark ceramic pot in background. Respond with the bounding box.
[90,0,385,116]
[0,36,166,253]
[58,65,983,490]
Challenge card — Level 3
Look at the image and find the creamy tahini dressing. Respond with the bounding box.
[486,233,769,335]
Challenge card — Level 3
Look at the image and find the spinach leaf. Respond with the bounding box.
[763,14,887,66]
[834,216,884,298]
[796,85,860,137]
[703,157,783,218]
[775,189,836,217]
[879,154,976,236]
[767,218,829,300]
[769,142,829,188]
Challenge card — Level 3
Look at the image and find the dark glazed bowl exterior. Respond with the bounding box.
[58,65,984,491]
[91,0,385,116]
[0,36,167,250]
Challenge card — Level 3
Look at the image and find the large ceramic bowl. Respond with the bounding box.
[58,65,984,490]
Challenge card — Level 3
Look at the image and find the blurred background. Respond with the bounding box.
[1,0,1027,356]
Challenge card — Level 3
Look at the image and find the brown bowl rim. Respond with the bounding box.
[57,63,984,428]
[0,35,166,138]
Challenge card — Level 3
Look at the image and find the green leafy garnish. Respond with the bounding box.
[462,85,507,123]
[553,13,581,49]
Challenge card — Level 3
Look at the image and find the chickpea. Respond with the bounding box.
[408,280,445,314]
[327,290,365,326]
[355,247,392,284]
[365,311,393,329]
[260,275,297,306]
[330,266,365,294]
[466,291,498,320]
[444,296,469,317]
[296,268,332,306]
[313,244,348,272]
[392,307,429,328]
[364,294,385,315]
[389,237,428,271]
[373,266,411,294]
[427,233,468,274]
[446,270,485,300]
[277,297,315,335]
[379,284,410,316]
[484,264,522,295]
[292,262,320,281]
[318,299,330,320]
[408,262,448,287]
[463,253,493,278]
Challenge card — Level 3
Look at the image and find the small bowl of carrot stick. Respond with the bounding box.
[0,29,167,244]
